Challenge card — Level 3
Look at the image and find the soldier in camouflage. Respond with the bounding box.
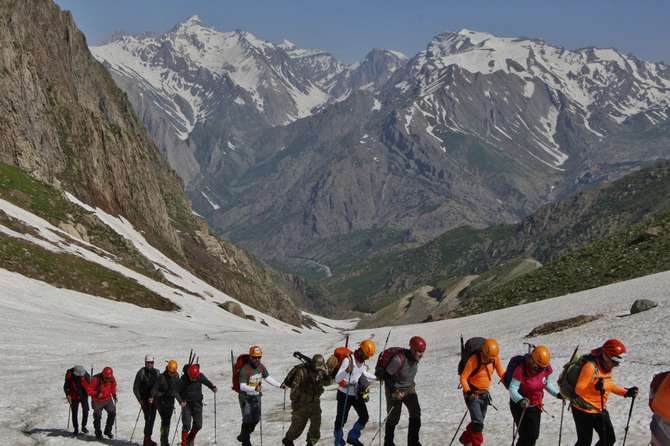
[281,354,333,446]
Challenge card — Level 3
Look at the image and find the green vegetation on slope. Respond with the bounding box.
[0,232,177,311]
[455,208,670,316]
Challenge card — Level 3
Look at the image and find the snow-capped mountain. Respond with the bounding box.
[94,23,670,272]
[91,17,406,185]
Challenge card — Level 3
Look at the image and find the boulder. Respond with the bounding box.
[631,299,657,314]
[218,301,245,318]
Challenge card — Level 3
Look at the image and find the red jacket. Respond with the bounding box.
[84,374,117,404]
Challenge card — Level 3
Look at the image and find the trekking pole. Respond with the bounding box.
[259,398,263,446]
[558,399,565,446]
[129,406,142,442]
[281,388,286,438]
[369,404,396,445]
[379,329,391,446]
[448,409,469,446]
[511,407,527,446]
[114,399,118,438]
[170,408,182,446]
[66,400,71,430]
[214,393,217,445]
[621,394,636,446]
[600,384,608,446]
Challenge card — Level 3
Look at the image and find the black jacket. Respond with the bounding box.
[134,367,160,402]
[179,373,215,403]
[151,370,182,410]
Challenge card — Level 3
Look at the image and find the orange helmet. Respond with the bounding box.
[359,339,376,358]
[249,345,263,359]
[481,339,499,360]
[531,345,551,368]
[166,359,178,373]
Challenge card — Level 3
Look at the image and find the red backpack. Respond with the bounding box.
[375,347,406,379]
[231,354,250,393]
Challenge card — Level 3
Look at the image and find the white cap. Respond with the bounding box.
[145,354,155,362]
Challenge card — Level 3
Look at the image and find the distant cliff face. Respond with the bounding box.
[0,0,307,326]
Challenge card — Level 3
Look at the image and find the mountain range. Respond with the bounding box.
[92,18,670,277]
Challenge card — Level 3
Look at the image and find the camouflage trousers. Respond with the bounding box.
[284,400,322,445]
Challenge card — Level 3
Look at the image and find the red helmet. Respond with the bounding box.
[409,336,427,353]
[187,364,200,380]
[102,367,114,379]
[602,339,626,363]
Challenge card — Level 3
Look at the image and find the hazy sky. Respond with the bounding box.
[54,0,670,64]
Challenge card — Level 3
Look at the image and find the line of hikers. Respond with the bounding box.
[63,336,670,446]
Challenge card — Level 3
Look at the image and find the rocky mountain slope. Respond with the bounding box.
[328,160,670,324]
[93,21,670,274]
[0,0,309,326]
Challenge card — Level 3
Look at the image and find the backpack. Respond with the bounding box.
[375,347,406,380]
[231,354,250,393]
[557,351,597,411]
[502,354,528,389]
[457,337,486,376]
[649,371,670,410]
[326,347,353,377]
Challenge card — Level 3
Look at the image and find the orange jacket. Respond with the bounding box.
[651,373,670,422]
[459,353,504,393]
[573,360,626,414]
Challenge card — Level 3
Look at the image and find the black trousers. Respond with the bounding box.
[572,408,616,446]
[334,391,369,446]
[510,400,541,446]
[181,401,203,433]
[239,398,262,445]
[70,398,89,430]
[384,389,421,446]
[142,400,157,437]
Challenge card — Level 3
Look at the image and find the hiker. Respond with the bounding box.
[333,339,378,446]
[150,359,182,446]
[63,365,90,436]
[458,338,505,446]
[281,354,333,446]
[134,354,160,446]
[381,336,426,446]
[179,363,217,446]
[650,369,670,445]
[506,345,562,446]
[235,345,282,446]
[569,339,638,446]
[83,366,117,440]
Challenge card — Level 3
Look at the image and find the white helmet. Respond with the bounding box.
[73,365,86,377]
[145,354,155,362]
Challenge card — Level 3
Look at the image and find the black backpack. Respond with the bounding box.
[457,337,486,376]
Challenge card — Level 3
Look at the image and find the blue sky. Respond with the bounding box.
[54,0,670,64]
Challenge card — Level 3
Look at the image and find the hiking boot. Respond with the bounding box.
[144,436,158,446]
[81,426,89,434]
[71,428,79,437]
[104,429,113,439]
[95,430,103,440]
[282,438,294,446]
[347,440,364,446]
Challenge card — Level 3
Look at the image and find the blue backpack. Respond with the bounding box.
[502,354,527,389]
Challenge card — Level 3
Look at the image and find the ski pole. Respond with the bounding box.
[511,407,527,446]
[129,405,142,442]
[558,399,565,446]
[622,394,636,446]
[170,408,182,446]
[214,393,217,445]
[448,409,469,446]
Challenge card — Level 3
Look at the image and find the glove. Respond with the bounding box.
[595,379,604,391]
[113,395,118,403]
[212,386,218,393]
[519,398,530,409]
[555,393,564,401]
[359,388,370,402]
[625,386,639,398]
